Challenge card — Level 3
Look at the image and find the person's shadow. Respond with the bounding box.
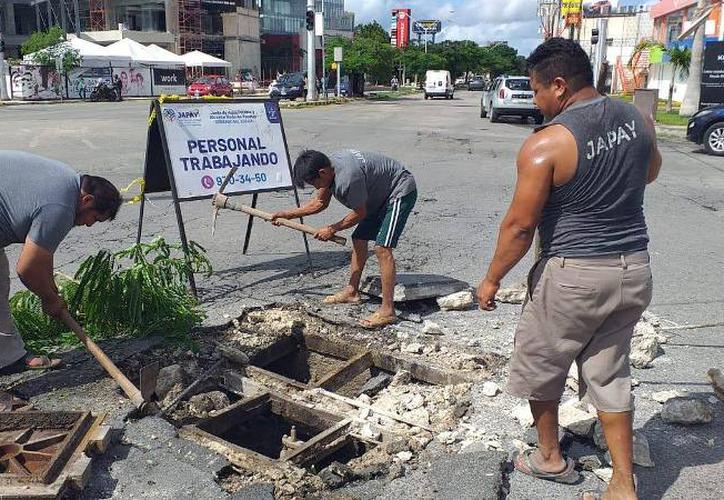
[635,392,723,499]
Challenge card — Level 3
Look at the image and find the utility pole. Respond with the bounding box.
[0,8,8,101]
[305,0,318,101]
[73,0,81,36]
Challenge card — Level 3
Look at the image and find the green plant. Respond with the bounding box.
[665,45,691,113]
[21,26,81,75]
[10,238,211,354]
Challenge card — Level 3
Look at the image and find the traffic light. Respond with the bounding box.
[591,28,599,45]
[306,10,315,31]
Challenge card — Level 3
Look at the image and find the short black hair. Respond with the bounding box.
[80,175,122,220]
[527,38,594,92]
[293,150,331,188]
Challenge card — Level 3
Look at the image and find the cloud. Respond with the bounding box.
[344,0,543,55]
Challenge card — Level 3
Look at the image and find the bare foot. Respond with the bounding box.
[601,480,637,500]
[323,288,362,304]
[360,311,397,329]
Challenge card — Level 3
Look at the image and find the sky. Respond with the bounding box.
[344,1,626,56]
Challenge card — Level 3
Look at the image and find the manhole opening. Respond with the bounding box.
[263,345,347,386]
[189,392,344,463]
[308,435,375,473]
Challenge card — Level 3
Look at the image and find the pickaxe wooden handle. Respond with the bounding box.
[211,167,239,236]
[61,310,147,409]
[213,193,347,246]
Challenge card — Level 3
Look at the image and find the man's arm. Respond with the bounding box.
[16,237,67,320]
[272,187,333,220]
[644,115,662,184]
[477,132,556,310]
[315,205,367,241]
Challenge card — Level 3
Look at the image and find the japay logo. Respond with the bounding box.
[163,108,201,123]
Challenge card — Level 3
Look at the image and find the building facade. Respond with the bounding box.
[2,0,353,80]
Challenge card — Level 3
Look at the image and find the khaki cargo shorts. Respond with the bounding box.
[506,251,652,412]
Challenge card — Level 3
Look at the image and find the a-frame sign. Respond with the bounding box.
[136,97,311,296]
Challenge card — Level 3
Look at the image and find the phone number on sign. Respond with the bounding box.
[216,173,268,186]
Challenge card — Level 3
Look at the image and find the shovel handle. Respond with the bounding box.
[61,310,146,409]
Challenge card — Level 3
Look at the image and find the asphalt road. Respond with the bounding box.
[0,92,722,499]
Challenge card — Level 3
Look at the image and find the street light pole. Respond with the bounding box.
[0,16,8,101]
[306,0,318,101]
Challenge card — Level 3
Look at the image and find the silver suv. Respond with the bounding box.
[481,76,543,124]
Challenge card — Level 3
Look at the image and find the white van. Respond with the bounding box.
[424,70,454,100]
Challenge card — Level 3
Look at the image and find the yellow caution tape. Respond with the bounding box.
[121,177,145,205]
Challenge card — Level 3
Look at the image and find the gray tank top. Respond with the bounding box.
[538,96,652,257]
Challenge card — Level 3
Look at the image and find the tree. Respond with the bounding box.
[665,45,691,113]
[21,26,81,76]
[326,22,397,88]
[480,43,521,77]
[401,45,446,82]
[680,0,707,116]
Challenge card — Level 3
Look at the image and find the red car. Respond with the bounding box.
[186,75,233,97]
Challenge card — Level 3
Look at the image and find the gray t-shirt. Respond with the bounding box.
[329,150,416,213]
[0,151,81,252]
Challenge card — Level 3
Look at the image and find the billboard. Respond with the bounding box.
[562,0,583,27]
[390,8,411,48]
[412,20,442,34]
[700,41,724,109]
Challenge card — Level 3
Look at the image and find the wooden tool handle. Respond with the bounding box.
[61,310,146,408]
[216,194,347,246]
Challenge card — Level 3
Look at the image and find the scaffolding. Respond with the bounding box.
[88,0,106,31]
[179,0,203,53]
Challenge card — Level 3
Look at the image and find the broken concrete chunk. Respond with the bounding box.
[482,381,500,397]
[651,389,689,404]
[633,321,657,338]
[641,310,662,327]
[395,451,413,462]
[421,320,443,335]
[359,423,382,441]
[360,373,393,397]
[632,431,654,467]
[593,467,613,483]
[437,431,460,444]
[391,370,412,386]
[578,455,603,471]
[593,420,608,451]
[361,274,469,302]
[630,336,660,369]
[661,398,713,425]
[382,438,409,455]
[155,364,186,400]
[404,407,431,426]
[402,342,424,354]
[512,403,534,428]
[558,399,597,437]
[188,391,230,418]
[707,368,724,401]
[496,284,527,304]
[319,462,352,489]
[436,290,474,311]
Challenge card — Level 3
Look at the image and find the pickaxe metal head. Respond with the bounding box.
[211,166,239,236]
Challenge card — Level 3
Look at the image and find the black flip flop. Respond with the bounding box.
[512,449,581,485]
[0,354,62,375]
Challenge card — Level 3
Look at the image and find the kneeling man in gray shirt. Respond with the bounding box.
[272,150,417,328]
[0,151,122,373]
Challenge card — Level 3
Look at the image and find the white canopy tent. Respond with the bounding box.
[145,44,187,65]
[180,50,232,69]
[105,39,183,67]
[23,36,132,67]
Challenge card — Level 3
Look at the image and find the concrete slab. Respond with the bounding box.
[361,274,470,302]
[378,451,508,500]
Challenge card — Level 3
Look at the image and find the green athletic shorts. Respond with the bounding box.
[352,191,417,248]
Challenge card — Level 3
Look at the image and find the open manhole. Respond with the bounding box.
[181,392,374,472]
[247,332,470,398]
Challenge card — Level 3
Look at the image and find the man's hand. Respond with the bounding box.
[270,212,288,227]
[42,294,68,321]
[477,278,499,311]
[314,225,337,241]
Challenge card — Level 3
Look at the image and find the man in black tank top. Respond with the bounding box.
[476,39,662,499]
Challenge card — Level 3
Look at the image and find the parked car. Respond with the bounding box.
[454,77,466,88]
[481,76,543,124]
[269,72,305,100]
[187,75,233,97]
[686,104,724,156]
[232,72,259,94]
[467,76,486,91]
[424,70,454,100]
